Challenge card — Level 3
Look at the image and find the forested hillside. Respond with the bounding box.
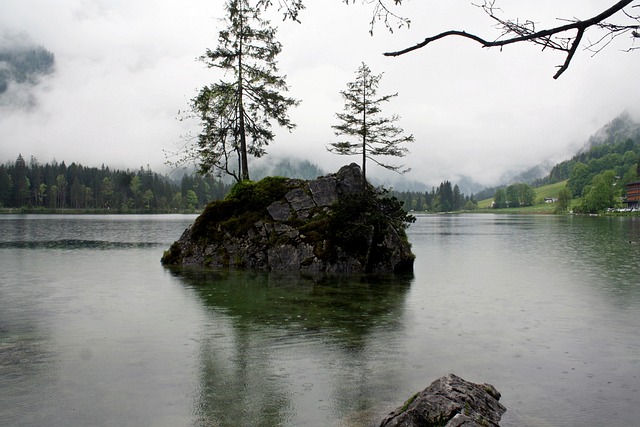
[0,155,231,212]
[481,112,640,213]
[251,158,325,181]
[539,113,640,187]
[398,112,640,214]
[0,45,54,94]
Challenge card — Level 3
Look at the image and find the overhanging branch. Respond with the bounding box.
[384,0,637,79]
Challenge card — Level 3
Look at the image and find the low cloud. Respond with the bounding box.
[0,1,638,188]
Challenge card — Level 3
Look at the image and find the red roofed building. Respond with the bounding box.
[624,181,640,209]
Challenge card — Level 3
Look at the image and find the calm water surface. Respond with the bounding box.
[1,214,639,426]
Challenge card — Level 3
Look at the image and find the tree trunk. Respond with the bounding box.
[237,4,250,181]
[238,95,249,181]
[361,72,367,185]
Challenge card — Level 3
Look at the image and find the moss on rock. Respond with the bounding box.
[161,164,415,273]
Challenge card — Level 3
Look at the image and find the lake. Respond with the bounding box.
[1,213,639,426]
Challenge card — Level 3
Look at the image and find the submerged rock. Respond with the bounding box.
[379,373,506,427]
[161,163,415,273]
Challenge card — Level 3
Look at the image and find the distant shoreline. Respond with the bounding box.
[0,208,202,215]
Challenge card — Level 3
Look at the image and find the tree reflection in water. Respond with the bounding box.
[169,268,413,426]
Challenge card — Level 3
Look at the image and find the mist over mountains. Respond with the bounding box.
[0,29,636,197]
[585,111,640,150]
[450,111,640,196]
[0,34,55,108]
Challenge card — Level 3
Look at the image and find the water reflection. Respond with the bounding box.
[551,216,640,307]
[409,214,640,427]
[3,214,639,426]
[425,214,640,308]
[169,268,413,426]
[0,326,57,426]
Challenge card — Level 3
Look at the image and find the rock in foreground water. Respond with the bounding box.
[380,373,506,427]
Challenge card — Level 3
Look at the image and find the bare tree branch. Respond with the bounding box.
[384,0,639,79]
[258,0,410,34]
[256,0,305,22]
[260,0,639,78]
[353,0,410,35]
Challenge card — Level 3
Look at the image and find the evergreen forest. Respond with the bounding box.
[0,155,231,212]
[0,155,330,213]
[391,181,478,213]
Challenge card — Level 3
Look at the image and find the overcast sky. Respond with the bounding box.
[1,0,639,188]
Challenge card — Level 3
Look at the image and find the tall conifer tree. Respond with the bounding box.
[189,0,298,181]
[328,62,413,183]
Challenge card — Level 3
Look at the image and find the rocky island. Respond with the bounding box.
[161,163,415,273]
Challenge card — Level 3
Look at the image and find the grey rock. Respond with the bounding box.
[267,200,291,221]
[379,374,506,427]
[336,162,365,196]
[285,188,316,212]
[309,177,338,207]
[162,163,414,274]
[268,243,315,270]
[273,223,299,239]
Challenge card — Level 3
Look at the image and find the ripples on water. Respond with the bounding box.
[0,240,161,249]
[1,214,639,426]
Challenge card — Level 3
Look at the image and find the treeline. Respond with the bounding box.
[568,152,639,213]
[492,182,536,208]
[392,180,478,212]
[0,154,232,212]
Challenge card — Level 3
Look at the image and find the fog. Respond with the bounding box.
[1,0,639,188]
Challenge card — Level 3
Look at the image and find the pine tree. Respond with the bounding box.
[13,154,29,207]
[188,0,298,182]
[328,62,413,183]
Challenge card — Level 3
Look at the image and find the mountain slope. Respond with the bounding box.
[541,112,640,186]
[0,43,55,99]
